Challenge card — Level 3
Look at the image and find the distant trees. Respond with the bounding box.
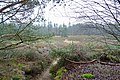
[0,0,65,50]
[47,21,53,34]
[70,0,120,42]
[62,24,68,37]
[0,23,17,35]
[31,22,105,36]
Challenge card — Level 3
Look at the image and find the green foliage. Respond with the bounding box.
[0,23,17,35]
[50,44,77,73]
[12,75,21,80]
[0,50,14,58]
[50,43,89,68]
[54,67,67,80]
[24,51,36,61]
[102,45,120,63]
[50,43,77,58]
[89,53,102,60]
[107,54,120,63]
[0,49,38,60]
[81,73,95,79]
[56,58,66,69]
[50,65,57,78]
[60,24,68,37]
[86,42,96,50]
[50,48,70,58]
[50,61,67,79]
[17,63,25,70]
[68,54,82,61]
[50,44,89,79]
[107,44,120,49]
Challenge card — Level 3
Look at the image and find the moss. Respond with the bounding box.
[81,73,95,79]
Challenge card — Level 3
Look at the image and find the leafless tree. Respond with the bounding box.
[69,0,120,42]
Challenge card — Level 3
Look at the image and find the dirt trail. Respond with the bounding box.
[39,67,51,80]
[38,59,59,80]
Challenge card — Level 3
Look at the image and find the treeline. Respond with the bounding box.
[0,23,36,36]
[1,22,118,37]
[34,22,104,36]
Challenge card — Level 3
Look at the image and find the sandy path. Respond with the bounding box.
[38,59,59,80]
[39,67,51,80]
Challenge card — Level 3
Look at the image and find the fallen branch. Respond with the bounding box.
[65,58,120,66]
[65,58,97,64]
[99,61,120,66]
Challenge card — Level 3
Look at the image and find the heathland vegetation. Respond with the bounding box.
[0,0,120,80]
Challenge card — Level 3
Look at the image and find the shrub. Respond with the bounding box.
[54,67,67,80]
[107,54,120,63]
[50,44,89,79]
[102,47,120,63]
[89,53,102,60]
[0,50,18,59]
[50,43,88,61]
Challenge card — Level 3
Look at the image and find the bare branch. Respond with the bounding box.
[0,0,27,13]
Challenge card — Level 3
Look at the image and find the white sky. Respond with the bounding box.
[0,0,118,25]
[34,0,119,25]
[43,0,103,25]
[44,0,78,25]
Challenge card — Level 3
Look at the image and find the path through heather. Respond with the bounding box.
[38,59,59,80]
[39,66,51,80]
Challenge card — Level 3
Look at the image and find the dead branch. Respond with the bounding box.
[65,58,120,66]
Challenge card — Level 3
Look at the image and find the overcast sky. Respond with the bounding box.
[44,0,80,25]
[43,0,101,25]
[1,0,118,25]
[41,0,119,25]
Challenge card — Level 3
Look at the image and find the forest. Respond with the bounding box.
[0,0,120,80]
